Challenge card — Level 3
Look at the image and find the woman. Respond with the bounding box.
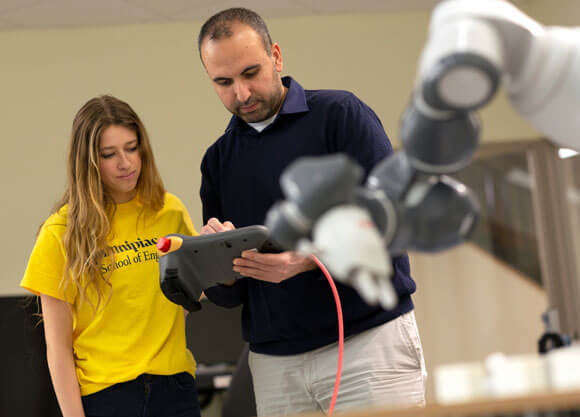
[21,95,200,417]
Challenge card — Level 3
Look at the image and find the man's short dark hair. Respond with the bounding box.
[198,8,273,57]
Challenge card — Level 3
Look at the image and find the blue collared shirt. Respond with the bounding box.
[202,77,416,355]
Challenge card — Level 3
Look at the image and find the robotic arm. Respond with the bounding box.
[265,153,480,310]
[265,0,580,309]
[409,0,580,152]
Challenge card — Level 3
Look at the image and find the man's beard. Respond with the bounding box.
[234,78,284,123]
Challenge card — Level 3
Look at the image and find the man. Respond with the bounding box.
[198,8,426,416]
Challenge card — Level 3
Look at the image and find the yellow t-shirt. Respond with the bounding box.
[21,192,197,396]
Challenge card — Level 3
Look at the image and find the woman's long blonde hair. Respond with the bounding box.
[55,95,165,310]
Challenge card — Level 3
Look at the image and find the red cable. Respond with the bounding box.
[311,255,344,416]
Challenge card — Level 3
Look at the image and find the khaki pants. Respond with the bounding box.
[248,311,427,416]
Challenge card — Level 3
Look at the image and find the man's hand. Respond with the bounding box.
[233,251,317,283]
[201,217,235,234]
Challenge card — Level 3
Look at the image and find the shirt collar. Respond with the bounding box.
[279,76,309,115]
[225,76,309,132]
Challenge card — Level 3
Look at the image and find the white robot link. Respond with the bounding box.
[265,0,580,310]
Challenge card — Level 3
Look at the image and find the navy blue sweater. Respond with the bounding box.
[201,77,416,355]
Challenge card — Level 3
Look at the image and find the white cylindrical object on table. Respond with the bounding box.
[435,362,487,404]
[546,345,580,391]
[485,352,548,397]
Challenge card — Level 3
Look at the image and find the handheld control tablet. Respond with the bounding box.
[159,225,281,311]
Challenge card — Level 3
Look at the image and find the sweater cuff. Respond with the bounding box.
[204,282,244,308]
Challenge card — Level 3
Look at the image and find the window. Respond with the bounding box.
[454,146,542,286]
